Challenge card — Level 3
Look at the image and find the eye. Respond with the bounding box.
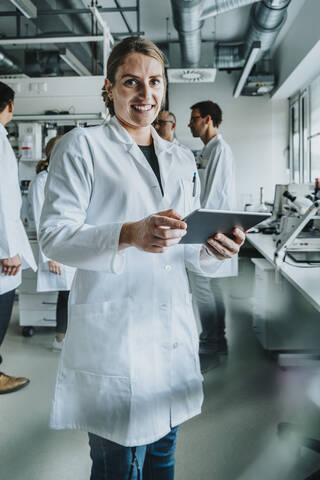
[124,78,138,87]
[150,78,161,86]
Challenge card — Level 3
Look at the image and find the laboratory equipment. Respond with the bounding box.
[18,122,42,161]
[274,200,320,267]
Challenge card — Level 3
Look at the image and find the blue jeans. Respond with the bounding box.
[88,426,179,480]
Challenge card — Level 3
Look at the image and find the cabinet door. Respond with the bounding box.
[19,309,56,327]
[19,293,58,311]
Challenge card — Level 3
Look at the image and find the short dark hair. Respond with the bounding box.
[0,81,15,113]
[191,101,222,127]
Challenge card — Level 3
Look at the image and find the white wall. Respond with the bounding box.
[168,71,289,208]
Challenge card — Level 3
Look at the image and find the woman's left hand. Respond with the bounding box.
[203,228,245,260]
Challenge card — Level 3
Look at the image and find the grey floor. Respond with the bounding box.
[1,259,320,480]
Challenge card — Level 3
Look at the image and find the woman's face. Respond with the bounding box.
[105,52,165,130]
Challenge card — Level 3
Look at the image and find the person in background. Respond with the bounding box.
[28,135,76,351]
[153,110,176,143]
[0,81,36,394]
[188,100,237,369]
[39,37,244,479]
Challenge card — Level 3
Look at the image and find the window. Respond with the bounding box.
[310,76,320,181]
[290,74,320,185]
[289,89,309,183]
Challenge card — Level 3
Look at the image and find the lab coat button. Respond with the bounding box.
[173,342,178,349]
[164,264,172,272]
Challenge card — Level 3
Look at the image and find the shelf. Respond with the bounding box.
[12,112,107,122]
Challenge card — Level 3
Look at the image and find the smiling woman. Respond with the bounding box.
[38,36,244,480]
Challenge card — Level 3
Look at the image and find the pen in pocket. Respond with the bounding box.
[192,172,197,197]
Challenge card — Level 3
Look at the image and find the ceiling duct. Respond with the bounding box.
[200,0,257,20]
[171,0,291,71]
[170,0,257,68]
[0,48,21,74]
[170,0,204,68]
[214,0,291,68]
[167,67,216,83]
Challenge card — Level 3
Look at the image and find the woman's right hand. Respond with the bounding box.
[119,209,187,253]
[49,260,62,275]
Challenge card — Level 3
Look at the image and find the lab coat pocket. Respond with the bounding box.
[64,298,132,378]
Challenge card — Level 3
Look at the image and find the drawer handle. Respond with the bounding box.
[43,317,55,322]
[42,301,57,305]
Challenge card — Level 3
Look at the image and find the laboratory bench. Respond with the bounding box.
[246,232,320,366]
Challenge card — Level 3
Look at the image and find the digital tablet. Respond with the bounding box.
[180,208,271,244]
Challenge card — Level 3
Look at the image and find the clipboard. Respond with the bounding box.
[180,208,271,244]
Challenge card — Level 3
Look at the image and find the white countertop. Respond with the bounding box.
[247,233,320,312]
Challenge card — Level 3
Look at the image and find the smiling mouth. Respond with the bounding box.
[131,104,154,112]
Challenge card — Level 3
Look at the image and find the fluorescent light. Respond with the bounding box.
[233,41,261,98]
[59,48,91,76]
[0,35,104,45]
[10,0,37,18]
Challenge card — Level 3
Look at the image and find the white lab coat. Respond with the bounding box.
[39,117,223,447]
[197,133,238,278]
[28,170,75,292]
[0,124,36,294]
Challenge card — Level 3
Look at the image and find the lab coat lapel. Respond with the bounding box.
[108,116,157,173]
[108,117,175,195]
[152,128,175,192]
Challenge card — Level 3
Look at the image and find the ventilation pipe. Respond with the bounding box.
[170,0,204,68]
[171,0,291,69]
[200,0,257,20]
[0,48,21,74]
[170,0,257,67]
[214,0,291,68]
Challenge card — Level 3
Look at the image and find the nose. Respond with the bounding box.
[138,81,152,100]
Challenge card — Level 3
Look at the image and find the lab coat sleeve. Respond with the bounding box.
[201,144,236,210]
[183,158,223,277]
[28,173,50,265]
[39,131,125,274]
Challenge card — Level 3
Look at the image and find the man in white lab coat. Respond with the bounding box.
[188,100,237,366]
[154,110,188,151]
[0,82,36,394]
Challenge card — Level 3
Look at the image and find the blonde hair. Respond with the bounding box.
[102,36,166,116]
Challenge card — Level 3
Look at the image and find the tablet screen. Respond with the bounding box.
[180,209,271,244]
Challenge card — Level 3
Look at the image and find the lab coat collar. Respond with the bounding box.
[201,133,222,158]
[107,115,174,152]
[107,115,175,190]
[0,123,8,136]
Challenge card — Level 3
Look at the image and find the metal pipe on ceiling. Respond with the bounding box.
[214,0,291,68]
[0,48,21,74]
[200,0,257,20]
[171,0,291,69]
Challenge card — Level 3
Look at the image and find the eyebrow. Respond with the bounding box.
[120,73,163,79]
